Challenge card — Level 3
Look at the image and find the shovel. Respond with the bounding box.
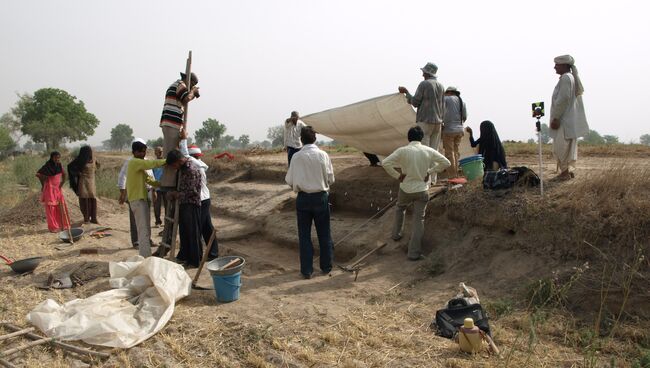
[0,254,43,274]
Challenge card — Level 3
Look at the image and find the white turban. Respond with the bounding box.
[554,54,584,96]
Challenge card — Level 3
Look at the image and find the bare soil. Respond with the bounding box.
[0,150,648,367]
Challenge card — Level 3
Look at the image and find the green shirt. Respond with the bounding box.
[126,158,166,202]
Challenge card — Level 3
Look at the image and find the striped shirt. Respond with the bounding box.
[159,79,189,129]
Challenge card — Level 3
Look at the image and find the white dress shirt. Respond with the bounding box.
[284,119,307,149]
[285,144,335,193]
[382,141,450,193]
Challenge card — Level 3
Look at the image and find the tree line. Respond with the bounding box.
[3,87,650,160]
[527,123,643,145]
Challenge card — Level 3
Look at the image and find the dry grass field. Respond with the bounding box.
[0,146,649,367]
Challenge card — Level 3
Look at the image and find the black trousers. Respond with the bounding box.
[200,199,219,258]
[79,198,98,223]
[363,152,380,166]
[177,203,202,267]
[153,190,165,225]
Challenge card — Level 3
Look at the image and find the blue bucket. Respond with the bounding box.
[459,154,483,166]
[211,271,242,303]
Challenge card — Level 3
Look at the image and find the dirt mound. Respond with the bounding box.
[329,165,398,214]
[411,166,650,323]
[0,188,122,228]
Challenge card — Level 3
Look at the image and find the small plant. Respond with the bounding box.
[95,168,120,200]
[12,155,43,189]
[632,349,650,368]
[424,252,445,276]
[485,298,514,319]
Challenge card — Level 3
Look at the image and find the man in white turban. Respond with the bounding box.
[550,54,589,180]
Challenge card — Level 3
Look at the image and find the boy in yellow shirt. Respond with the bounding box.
[126,140,166,257]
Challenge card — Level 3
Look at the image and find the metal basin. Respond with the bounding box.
[7,257,43,274]
[59,228,85,243]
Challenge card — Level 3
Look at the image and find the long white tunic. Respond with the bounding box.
[550,73,589,140]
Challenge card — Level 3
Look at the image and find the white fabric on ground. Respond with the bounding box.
[302,93,476,158]
[27,256,192,348]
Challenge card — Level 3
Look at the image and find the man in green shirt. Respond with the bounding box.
[126,141,167,257]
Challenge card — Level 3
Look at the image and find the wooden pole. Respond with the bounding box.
[0,327,34,342]
[168,51,192,261]
[1,323,110,359]
[182,51,192,134]
[192,230,217,286]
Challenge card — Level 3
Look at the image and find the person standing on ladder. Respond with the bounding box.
[159,71,200,188]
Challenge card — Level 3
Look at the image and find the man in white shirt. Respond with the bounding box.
[382,126,450,261]
[284,111,307,166]
[550,54,589,180]
[285,126,335,279]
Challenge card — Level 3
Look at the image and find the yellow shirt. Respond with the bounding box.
[126,158,166,202]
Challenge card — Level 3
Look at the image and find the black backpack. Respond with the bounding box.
[483,169,515,190]
[510,166,540,187]
[432,298,492,339]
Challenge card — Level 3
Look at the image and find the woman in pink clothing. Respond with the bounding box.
[35,151,66,232]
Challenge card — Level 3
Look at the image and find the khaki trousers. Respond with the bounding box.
[442,131,464,177]
[161,126,180,187]
[417,122,442,183]
[130,199,152,257]
[392,189,429,259]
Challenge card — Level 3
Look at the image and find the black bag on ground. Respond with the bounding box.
[482,169,515,190]
[510,166,540,187]
[432,298,492,338]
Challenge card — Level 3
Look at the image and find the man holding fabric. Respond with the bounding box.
[382,126,450,261]
[398,62,445,182]
[285,126,335,279]
[550,55,589,180]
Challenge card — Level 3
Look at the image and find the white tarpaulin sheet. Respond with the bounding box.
[27,256,192,348]
[302,93,475,158]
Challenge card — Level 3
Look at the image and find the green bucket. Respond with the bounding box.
[461,159,484,181]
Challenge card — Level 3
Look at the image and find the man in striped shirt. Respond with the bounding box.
[159,72,200,188]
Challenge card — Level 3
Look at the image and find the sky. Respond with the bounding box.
[1,0,649,147]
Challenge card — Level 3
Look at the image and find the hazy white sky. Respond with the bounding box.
[2,0,649,147]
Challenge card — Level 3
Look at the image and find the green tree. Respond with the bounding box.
[23,140,45,152]
[220,135,235,148]
[640,134,650,146]
[0,126,16,159]
[0,112,22,141]
[195,118,226,148]
[109,123,134,151]
[602,135,619,145]
[582,129,605,145]
[267,125,284,147]
[146,137,164,148]
[14,89,99,150]
[238,134,250,148]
